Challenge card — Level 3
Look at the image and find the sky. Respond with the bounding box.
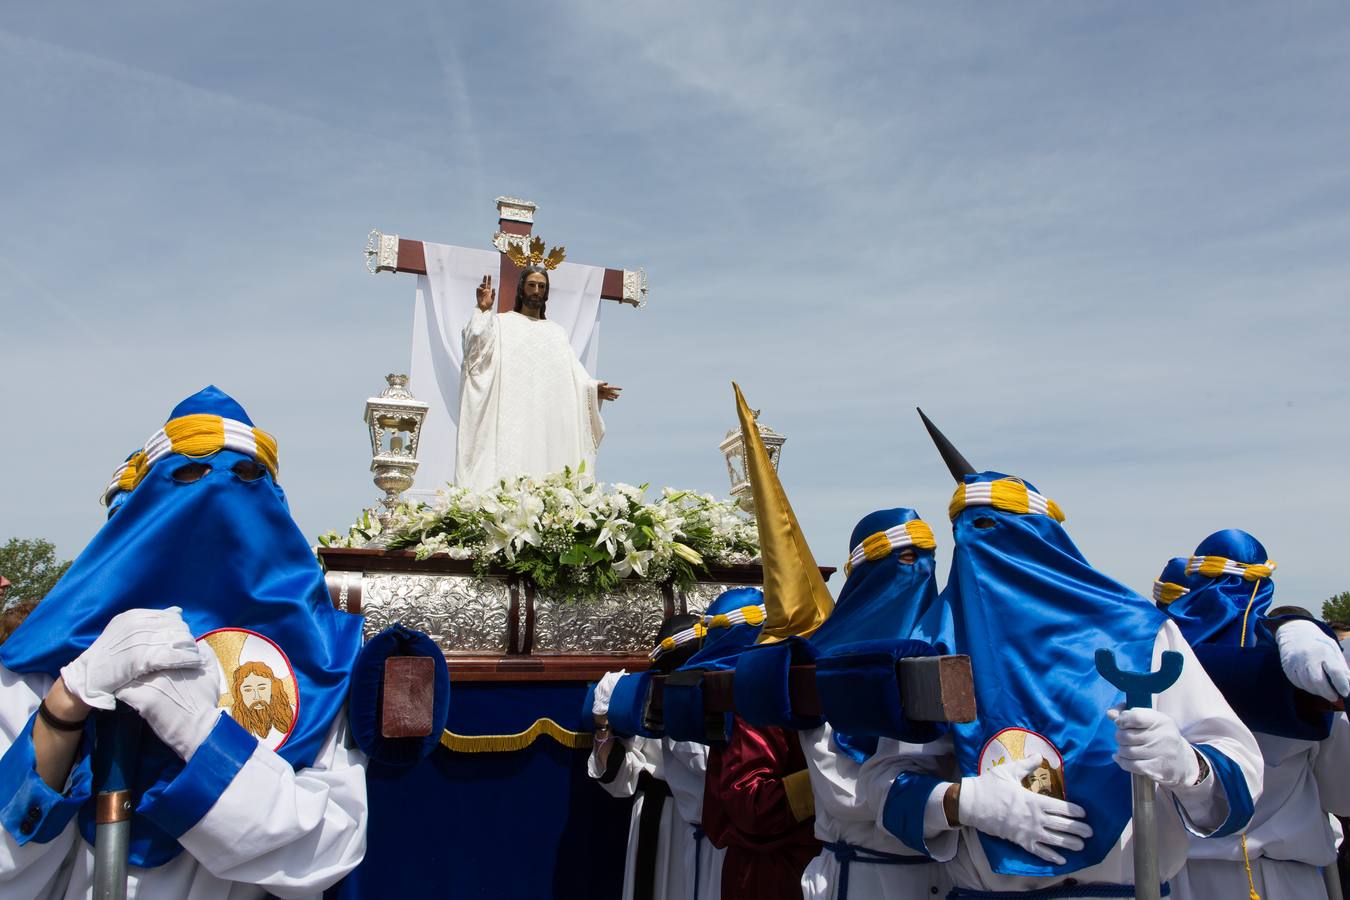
[2,2,1348,612]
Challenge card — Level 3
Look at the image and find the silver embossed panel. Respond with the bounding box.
[532,582,669,653]
[679,583,757,618]
[361,572,511,653]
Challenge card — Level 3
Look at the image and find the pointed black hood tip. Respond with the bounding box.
[917,407,977,483]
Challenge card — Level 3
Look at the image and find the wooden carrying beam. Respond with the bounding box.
[649,655,976,732]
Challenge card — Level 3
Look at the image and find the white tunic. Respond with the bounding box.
[662,737,725,900]
[799,723,948,900]
[0,666,368,900]
[588,735,695,900]
[1172,714,1350,900]
[859,621,1263,897]
[457,309,604,492]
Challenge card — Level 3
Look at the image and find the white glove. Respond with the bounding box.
[593,670,628,717]
[1277,619,1350,703]
[1108,706,1200,787]
[116,644,227,761]
[958,755,1093,865]
[60,607,202,710]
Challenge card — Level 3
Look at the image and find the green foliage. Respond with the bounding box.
[0,538,72,606]
[1322,591,1350,625]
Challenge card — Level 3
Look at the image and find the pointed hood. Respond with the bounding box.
[917,408,976,482]
[734,383,832,642]
[925,465,1166,879]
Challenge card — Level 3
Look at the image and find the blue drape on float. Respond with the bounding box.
[332,681,632,900]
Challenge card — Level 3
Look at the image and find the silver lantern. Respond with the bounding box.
[364,374,429,542]
[719,409,785,516]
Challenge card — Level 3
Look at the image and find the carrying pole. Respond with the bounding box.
[92,703,141,900]
[1095,648,1185,900]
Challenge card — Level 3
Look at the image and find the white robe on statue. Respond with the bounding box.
[1172,714,1350,900]
[407,242,604,499]
[456,309,605,493]
[589,735,695,900]
[0,666,367,900]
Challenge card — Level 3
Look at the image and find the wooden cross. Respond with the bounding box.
[365,196,647,310]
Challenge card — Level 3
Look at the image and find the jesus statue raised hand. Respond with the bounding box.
[455,266,622,493]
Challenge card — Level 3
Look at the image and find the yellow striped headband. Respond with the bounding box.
[1152,580,1191,606]
[650,622,707,660]
[701,604,766,631]
[843,520,937,576]
[102,414,279,506]
[948,479,1065,523]
[1184,555,1276,581]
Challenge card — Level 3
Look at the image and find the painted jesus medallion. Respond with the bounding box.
[198,628,299,751]
[979,727,1066,800]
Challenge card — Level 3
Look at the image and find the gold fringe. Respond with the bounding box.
[439,718,593,754]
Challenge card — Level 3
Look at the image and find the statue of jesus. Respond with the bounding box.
[455,266,622,493]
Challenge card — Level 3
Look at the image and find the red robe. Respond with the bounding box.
[702,715,821,900]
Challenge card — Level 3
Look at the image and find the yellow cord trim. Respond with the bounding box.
[1240,832,1261,900]
[1185,555,1276,581]
[252,428,279,477]
[439,719,592,753]
[704,604,766,630]
[843,519,937,575]
[651,623,707,660]
[102,414,280,505]
[165,414,225,458]
[116,451,146,493]
[1152,581,1190,606]
[1236,579,1263,900]
[948,479,1065,523]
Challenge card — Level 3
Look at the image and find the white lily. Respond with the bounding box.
[614,540,655,578]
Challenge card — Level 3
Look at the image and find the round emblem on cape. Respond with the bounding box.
[979,727,1066,800]
[198,628,299,751]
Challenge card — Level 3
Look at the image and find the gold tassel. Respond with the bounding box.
[439,718,592,754]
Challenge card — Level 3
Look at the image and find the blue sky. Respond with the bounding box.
[2,2,1348,610]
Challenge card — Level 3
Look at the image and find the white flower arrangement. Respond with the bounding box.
[318,467,759,601]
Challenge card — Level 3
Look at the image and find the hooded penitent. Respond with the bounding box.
[662,587,765,743]
[1155,533,1331,740]
[1,386,364,867]
[1161,530,1276,648]
[810,508,944,760]
[917,411,1165,878]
